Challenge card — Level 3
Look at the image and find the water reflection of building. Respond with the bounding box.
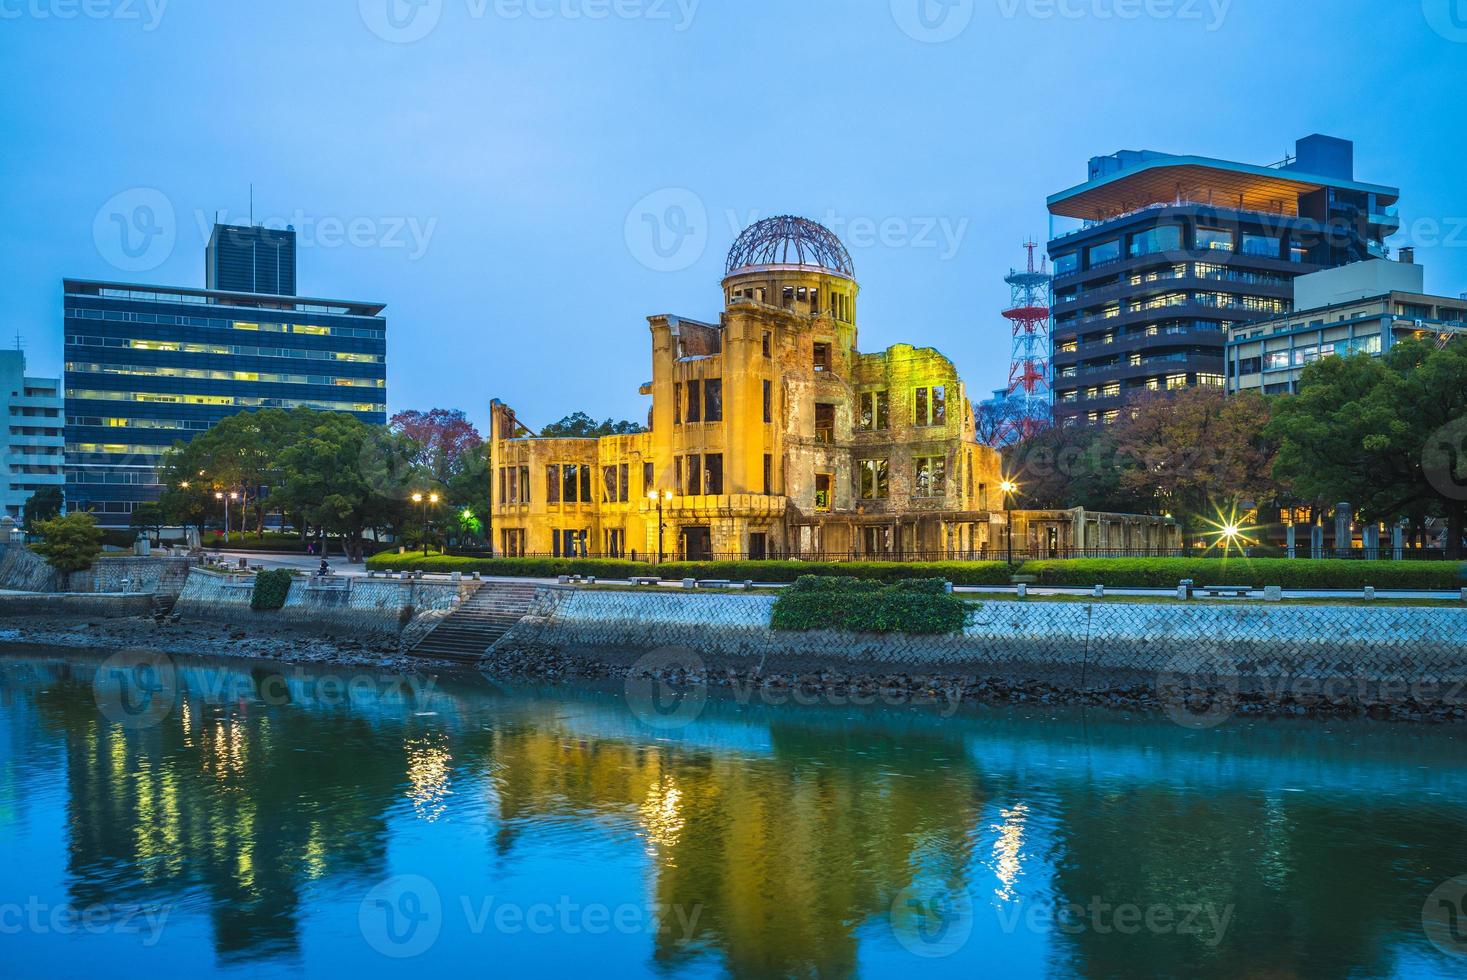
[8,656,1467,976]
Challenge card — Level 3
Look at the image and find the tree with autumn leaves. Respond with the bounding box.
[1007,386,1277,546]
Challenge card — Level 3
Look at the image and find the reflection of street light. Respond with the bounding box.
[647,488,673,563]
[999,479,1018,566]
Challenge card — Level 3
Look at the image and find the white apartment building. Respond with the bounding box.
[1,350,65,521]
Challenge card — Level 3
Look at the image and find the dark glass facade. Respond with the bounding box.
[206,223,297,296]
[62,280,386,524]
[1046,136,1399,426]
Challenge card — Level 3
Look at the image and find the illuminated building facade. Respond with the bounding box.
[1047,135,1400,425]
[491,216,1177,560]
[62,223,386,524]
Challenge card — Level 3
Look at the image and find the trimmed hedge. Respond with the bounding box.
[771,576,969,634]
[363,554,650,579]
[364,553,1013,585]
[1017,557,1465,591]
[250,569,293,610]
[654,560,1013,585]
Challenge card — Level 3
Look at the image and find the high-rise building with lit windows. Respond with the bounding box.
[62,223,386,525]
[1046,135,1400,426]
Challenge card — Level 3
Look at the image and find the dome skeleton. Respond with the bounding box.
[724,216,856,279]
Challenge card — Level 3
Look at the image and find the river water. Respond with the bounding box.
[1,646,1465,978]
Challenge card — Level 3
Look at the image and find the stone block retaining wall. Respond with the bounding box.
[172,571,475,639]
[497,589,1467,691]
[0,592,154,620]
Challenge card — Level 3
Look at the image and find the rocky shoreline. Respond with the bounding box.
[0,614,463,672]
[5,616,1466,724]
[485,643,1467,725]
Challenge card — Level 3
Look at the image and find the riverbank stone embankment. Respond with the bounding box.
[484,588,1467,723]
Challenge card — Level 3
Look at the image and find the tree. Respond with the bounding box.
[32,512,104,573]
[22,486,63,531]
[1004,423,1137,514]
[130,502,166,544]
[156,409,297,534]
[540,412,645,438]
[1112,386,1276,543]
[1270,340,1467,558]
[390,408,484,484]
[275,412,419,562]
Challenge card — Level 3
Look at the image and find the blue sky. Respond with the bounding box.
[3,0,1466,433]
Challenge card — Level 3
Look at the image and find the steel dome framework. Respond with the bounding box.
[725,215,856,279]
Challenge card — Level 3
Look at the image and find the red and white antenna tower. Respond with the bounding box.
[998,242,1052,442]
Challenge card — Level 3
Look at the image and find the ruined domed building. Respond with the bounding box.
[490,216,1176,561]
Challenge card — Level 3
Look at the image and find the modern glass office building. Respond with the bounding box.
[206,223,297,295]
[62,265,386,524]
[1046,135,1400,426]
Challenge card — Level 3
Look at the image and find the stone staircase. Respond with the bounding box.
[408,583,540,663]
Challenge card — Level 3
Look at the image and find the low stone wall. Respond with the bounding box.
[67,556,194,595]
[172,570,475,639]
[496,589,1467,693]
[0,546,195,596]
[0,543,60,592]
[0,592,154,620]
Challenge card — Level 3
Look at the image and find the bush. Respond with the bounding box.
[364,554,651,578]
[1016,557,1465,591]
[31,513,105,573]
[250,569,293,610]
[771,576,969,634]
[655,560,1013,586]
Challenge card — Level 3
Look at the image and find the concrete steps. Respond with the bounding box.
[408,583,540,663]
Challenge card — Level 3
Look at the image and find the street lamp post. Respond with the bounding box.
[646,489,672,563]
[214,490,240,544]
[411,492,440,556]
[999,479,1018,566]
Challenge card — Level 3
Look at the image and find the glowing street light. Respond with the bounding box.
[998,478,1019,566]
[647,488,673,564]
[412,491,440,556]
